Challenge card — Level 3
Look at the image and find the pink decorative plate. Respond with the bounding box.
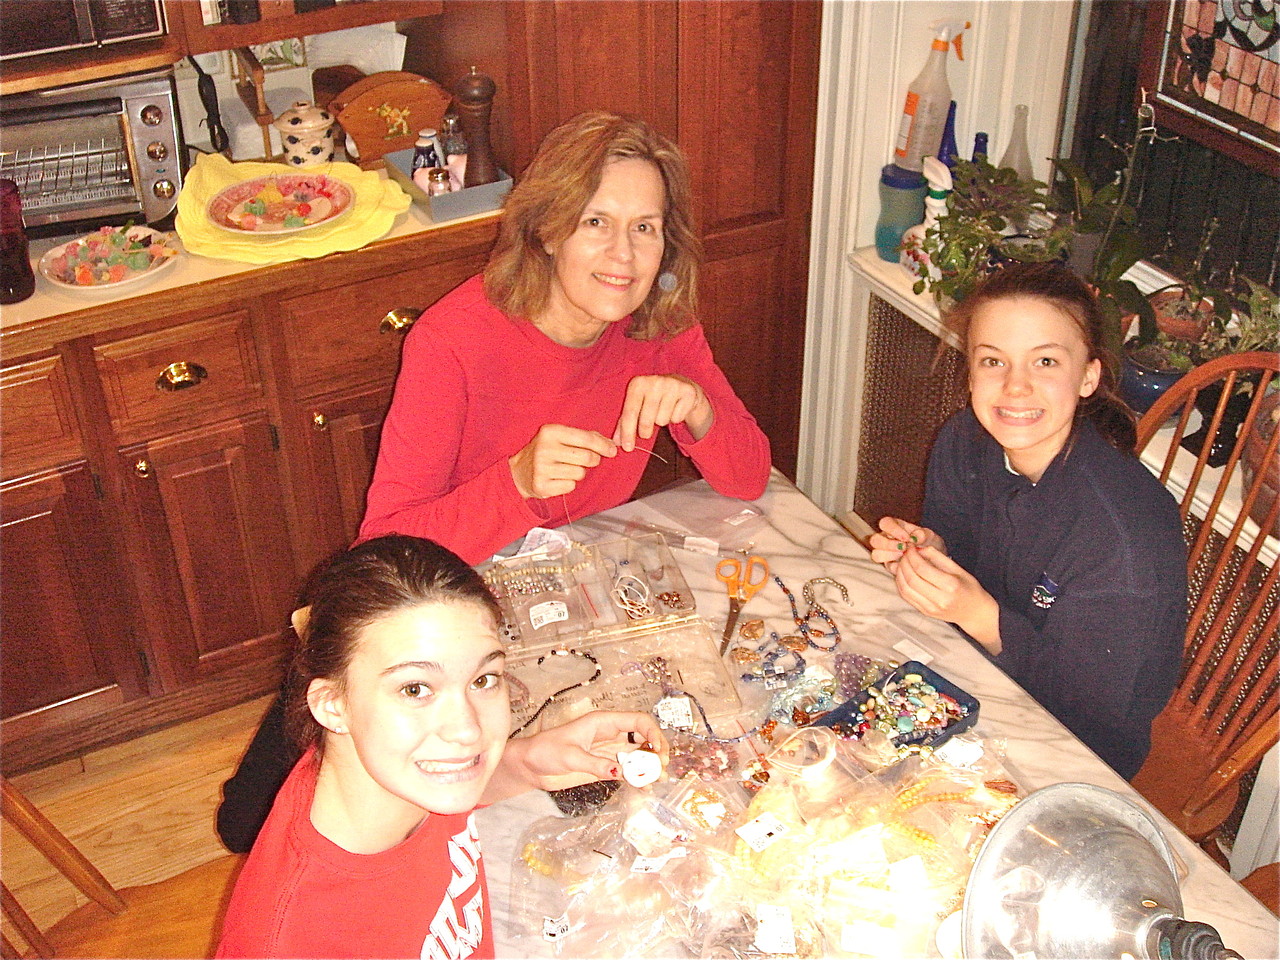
[206,173,354,234]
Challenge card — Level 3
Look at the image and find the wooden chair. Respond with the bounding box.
[1129,351,1280,843]
[1,775,244,958]
[2,775,124,958]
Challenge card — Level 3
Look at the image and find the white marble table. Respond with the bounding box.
[477,471,1279,958]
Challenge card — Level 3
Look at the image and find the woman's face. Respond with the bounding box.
[537,156,666,347]
[967,295,1102,482]
[314,599,510,819]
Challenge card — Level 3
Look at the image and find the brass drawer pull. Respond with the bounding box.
[134,458,152,478]
[379,308,421,334]
[155,361,208,392]
[312,412,329,431]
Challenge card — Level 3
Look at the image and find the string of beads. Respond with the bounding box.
[508,648,601,739]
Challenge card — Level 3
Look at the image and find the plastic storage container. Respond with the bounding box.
[874,163,928,262]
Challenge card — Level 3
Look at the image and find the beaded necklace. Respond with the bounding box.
[640,656,761,744]
[508,648,601,739]
[772,574,846,650]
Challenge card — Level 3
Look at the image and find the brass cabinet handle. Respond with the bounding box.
[134,458,152,478]
[155,361,208,392]
[312,412,329,431]
[379,308,421,334]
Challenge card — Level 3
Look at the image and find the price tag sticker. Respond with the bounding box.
[630,846,689,874]
[754,903,797,955]
[735,812,789,852]
[541,914,569,942]
[655,695,695,729]
[529,600,568,630]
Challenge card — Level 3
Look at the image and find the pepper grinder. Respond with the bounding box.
[0,179,35,305]
[453,67,499,188]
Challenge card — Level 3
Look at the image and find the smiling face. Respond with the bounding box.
[311,600,510,826]
[967,295,1102,482]
[535,156,666,347]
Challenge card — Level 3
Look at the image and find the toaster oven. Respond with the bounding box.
[0,69,185,235]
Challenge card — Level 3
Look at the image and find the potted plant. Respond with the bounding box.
[914,157,1065,309]
[1050,141,1151,359]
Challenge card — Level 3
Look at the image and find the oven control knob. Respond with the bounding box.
[140,105,163,126]
[153,179,176,199]
[146,141,169,161]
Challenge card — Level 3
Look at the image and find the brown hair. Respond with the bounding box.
[484,111,701,341]
[944,261,1138,454]
[283,535,503,754]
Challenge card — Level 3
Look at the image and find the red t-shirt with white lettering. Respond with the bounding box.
[216,749,493,960]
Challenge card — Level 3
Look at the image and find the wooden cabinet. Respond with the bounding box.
[0,355,145,744]
[0,220,503,772]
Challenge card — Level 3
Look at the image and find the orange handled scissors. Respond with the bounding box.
[716,555,769,654]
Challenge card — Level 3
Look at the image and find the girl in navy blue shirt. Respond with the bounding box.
[869,263,1186,779]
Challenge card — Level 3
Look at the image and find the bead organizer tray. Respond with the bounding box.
[503,615,743,739]
[481,534,695,647]
[813,660,979,751]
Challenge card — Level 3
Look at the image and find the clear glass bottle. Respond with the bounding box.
[1,179,35,305]
[1000,104,1033,181]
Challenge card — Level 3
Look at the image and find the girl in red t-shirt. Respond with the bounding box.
[217,535,663,959]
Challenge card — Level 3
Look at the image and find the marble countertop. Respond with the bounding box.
[476,471,1278,958]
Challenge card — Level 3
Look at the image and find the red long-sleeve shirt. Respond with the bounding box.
[358,275,771,563]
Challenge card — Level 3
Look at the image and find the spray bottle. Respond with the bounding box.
[893,18,969,173]
[900,156,953,284]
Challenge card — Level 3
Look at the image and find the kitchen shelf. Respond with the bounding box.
[174,0,440,56]
[0,36,184,96]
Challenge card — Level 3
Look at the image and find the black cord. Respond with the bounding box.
[188,56,229,154]
[508,649,601,739]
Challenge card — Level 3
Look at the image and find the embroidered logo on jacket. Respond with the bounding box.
[422,815,485,959]
[1031,573,1060,609]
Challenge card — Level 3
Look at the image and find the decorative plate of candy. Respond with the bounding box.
[205,173,354,234]
[38,225,180,293]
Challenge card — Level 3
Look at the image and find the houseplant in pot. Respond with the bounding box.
[1142,278,1280,466]
[913,157,1064,310]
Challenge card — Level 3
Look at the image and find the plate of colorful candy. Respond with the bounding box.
[38,225,180,293]
[206,173,354,234]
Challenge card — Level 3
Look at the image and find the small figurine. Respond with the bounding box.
[616,740,663,787]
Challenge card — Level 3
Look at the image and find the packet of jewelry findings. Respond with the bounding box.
[480,534,695,647]
[812,661,979,752]
[505,614,742,738]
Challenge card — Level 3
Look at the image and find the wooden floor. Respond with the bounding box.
[1,694,273,945]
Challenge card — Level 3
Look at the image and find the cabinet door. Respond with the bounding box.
[119,413,296,689]
[677,0,821,479]
[1,464,143,721]
[298,385,393,566]
[504,0,679,171]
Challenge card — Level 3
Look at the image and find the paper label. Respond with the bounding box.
[840,920,899,956]
[754,904,797,955]
[630,846,689,873]
[655,695,695,729]
[935,736,984,767]
[541,914,569,942]
[681,536,720,556]
[528,600,568,630]
[889,854,928,895]
[891,636,936,665]
[622,807,679,857]
[724,509,760,526]
[735,812,789,852]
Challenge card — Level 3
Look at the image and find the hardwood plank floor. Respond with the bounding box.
[1,694,273,944]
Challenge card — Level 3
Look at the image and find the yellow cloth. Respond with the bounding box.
[175,154,410,264]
